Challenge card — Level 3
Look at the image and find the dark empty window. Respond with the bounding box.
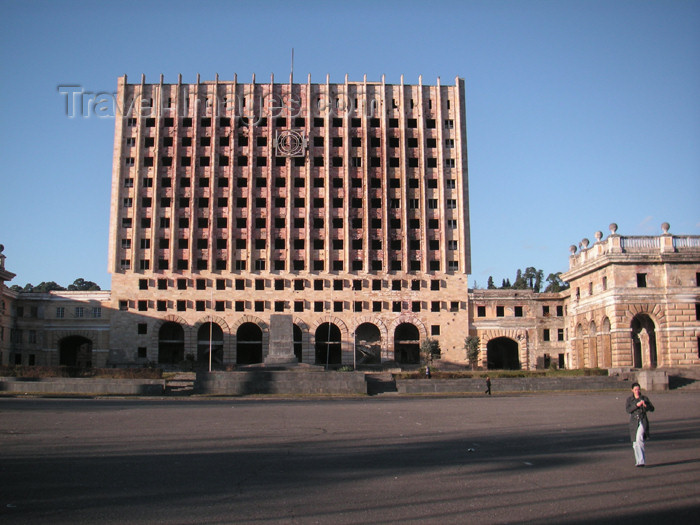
[637,273,647,287]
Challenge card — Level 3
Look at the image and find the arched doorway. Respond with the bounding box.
[601,317,612,368]
[59,336,93,368]
[197,323,224,368]
[159,322,185,364]
[355,323,381,365]
[588,321,598,368]
[394,323,420,364]
[293,324,302,363]
[631,314,657,369]
[237,323,263,365]
[315,323,341,365]
[575,324,585,369]
[486,337,520,370]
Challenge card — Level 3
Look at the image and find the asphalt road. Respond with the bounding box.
[1,392,699,524]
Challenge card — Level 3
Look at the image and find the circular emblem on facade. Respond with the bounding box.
[275,129,307,157]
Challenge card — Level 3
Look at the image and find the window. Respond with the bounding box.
[637,273,647,288]
[56,307,65,318]
[514,306,523,317]
[556,305,563,316]
[496,306,504,317]
[543,329,550,342]
[137,323,148,335]
[558,329,565,342]
[543,306,550,316]
[477,306,486,317]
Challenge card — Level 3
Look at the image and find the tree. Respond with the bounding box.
[544,272,569,292]
[533,269,544,293]
[464,336,480,369]
[512,269,528,289]
[67,278,101,291]
[487,276,496,289]
[33,281,67,293]
[501,278,511,289]
[420,338,441,364]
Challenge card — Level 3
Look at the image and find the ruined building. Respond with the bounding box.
[1,75,698,372]
[107,73,471,367]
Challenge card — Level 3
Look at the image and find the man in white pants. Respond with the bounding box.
[625,382,655,467]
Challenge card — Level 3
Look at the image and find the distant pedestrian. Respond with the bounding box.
[485,376,491,395]
[625,382,654,467]
[425,365,431,379]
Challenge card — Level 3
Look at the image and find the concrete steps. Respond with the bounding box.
[165,372,195,395]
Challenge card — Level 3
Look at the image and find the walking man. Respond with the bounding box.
[625,382,654,467]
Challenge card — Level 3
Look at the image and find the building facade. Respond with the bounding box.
[107,74,472,367]
[561,223,700,370]
[2,74,698,372]
[0,245,17,365]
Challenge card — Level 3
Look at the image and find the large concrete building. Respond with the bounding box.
[1,74,698,373]
[107,74,472,368]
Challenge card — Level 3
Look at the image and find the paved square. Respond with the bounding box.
[1,392,699,524]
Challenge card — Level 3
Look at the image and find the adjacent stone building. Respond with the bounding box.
[561,223,700,370]
[0,245,17,365]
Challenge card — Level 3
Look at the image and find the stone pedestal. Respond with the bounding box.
[264,314,297,365]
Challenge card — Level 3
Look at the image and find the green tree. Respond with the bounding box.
[33,281,67,293]
[533,269,544,293]
[420,338,441,364]
[464,336,480,369]
[512,269,528,289]
[544,272,569,292]
[487,276,496,289]
[67,278,101,291]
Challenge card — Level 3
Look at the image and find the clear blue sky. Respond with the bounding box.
[1,0,698,290]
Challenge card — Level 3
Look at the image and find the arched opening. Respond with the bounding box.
[575,324,585,369]
[588,321,598,368]
[355,323,381,365]
[293,324,302,363]
[59,336,93,368]
[237,323,263,365]
[158,322,184,364]
[631,314,657,369]
[394,323,420,364]
[315,323,341,365]
[601,317,612,368]
[197,323,224,368]
[486,337,520,370]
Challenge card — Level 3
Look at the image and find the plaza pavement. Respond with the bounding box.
[1,391,699,524]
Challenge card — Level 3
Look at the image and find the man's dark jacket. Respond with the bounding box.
[626,394,654,442]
